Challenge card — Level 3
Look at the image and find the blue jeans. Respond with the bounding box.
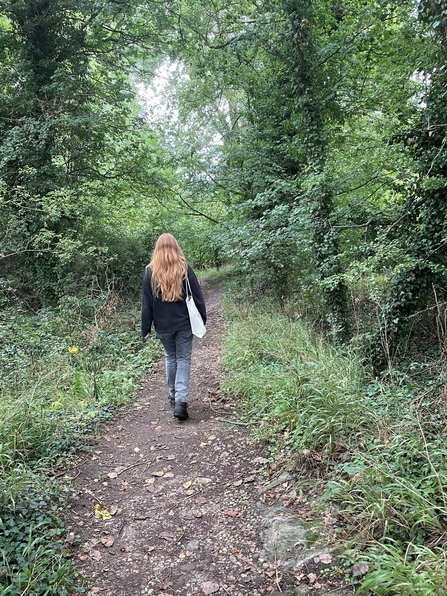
[156,330,193,403]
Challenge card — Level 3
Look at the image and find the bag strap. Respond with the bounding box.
[185,275,192,299]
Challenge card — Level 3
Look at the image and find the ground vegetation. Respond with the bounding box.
[2,0,447,593]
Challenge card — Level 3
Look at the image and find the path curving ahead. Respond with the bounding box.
[68,280,353,596]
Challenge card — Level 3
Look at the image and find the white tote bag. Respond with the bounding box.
[185,277,206,338]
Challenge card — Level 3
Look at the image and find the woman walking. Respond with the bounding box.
[141,233,206,421]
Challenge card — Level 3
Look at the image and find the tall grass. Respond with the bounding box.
[222,300,368,453]
[221,291,447,594]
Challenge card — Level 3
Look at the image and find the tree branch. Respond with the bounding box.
[332,217,374,230]
[333,174,381,196]
[177,194,220,224]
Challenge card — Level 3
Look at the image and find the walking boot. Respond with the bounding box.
[173,401,188,421]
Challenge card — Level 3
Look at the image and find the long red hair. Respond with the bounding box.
[148,233,187,302]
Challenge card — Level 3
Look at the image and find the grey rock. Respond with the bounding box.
[260,472,295,492]
[186,539,200,551]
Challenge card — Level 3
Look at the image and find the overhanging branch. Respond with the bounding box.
[177,194,220,224]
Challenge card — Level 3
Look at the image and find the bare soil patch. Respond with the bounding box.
[67,280,353,596]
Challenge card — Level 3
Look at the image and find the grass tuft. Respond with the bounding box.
[222,300,368,453]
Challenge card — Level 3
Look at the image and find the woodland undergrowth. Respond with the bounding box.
[0,286,159,596]
[221,280,447,596]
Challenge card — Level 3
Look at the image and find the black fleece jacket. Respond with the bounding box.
[141,265,206,336]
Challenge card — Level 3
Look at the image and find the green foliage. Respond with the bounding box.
[0,291,159,594]
[0,468,76,595]
[222,295,368,453]
[0,0,175,304]
[222,283,447,593]
[357,542,447,596]
[160,0,447,364]
[0,296,158,466]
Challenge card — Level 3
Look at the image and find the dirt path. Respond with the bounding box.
[68,280,352,596]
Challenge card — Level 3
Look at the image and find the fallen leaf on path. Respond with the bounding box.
[200,442,208,448]
[319,553,333,564]
[107,472,118,479]
[110,505,120,516]
[100,536,114,548]
[352,564,369,576]
[201,581,219,595]
[145,477,155,485]
[164,472,174,478]
[308,573,317,584]
[119,481,129,490]
[244,475,255,483]
[233,480,243,487]
[159,532,175,541]
[183,480,192,489]
[185,489,195,495]
[224,509,239,517]
[167,455,176,460]
[94,503,111,520]
[194,477,212,485]
[89,549,102,561]
[134,447,140,452]
[152,470,164,477]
